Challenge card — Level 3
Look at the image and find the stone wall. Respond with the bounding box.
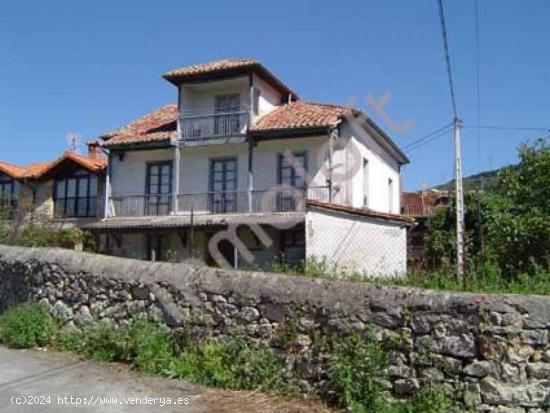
[0,245,548,411]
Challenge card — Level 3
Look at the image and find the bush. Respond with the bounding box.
[76,321,127,362]
[329,331,389,412]
[0,303,55,348]
[125,317,175,374]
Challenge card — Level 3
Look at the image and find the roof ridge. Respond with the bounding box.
[296,100,351,109]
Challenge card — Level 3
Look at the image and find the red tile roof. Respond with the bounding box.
[41,151,107,176]
[307,199,414,224]
[163,58,259,79]
[401,190,450,217]
[102,104,177,137]
[102,104,178,148]
[162,58,298,98]
[252,101,350,132]
[0,161,28,179]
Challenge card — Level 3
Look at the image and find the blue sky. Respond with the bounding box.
[1,0,548,190]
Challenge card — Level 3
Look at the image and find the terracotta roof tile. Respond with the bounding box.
[101,101,352,147]
[102,104,177,139]
[23,162,54,178]
[163,58,259,79]
[401,191,450,217]
[104,131,176,148]
[251,101,349,132]
[0,161,28,179]
[307,199,414,224]
[162,58,298,98]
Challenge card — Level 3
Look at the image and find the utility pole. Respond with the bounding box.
[454,117,465,285]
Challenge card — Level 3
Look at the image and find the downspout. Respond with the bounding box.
[173,84,183,215]
[102,149,111,219]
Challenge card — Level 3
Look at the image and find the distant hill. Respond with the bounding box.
[433,169,501,192]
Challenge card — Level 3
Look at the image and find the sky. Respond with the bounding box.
[1,0,549,190]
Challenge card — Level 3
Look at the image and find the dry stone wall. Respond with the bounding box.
[0,245,548,411]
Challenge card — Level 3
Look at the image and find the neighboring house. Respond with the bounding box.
[0,141,107,226]
[401,189,451,267]
[87,58,411,276]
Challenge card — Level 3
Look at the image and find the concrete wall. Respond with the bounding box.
[306,207,407,277]
[0,245,548,411]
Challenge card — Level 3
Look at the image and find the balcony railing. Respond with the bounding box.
[180,110,249,141]
[110,195,172,218]
[109,187,330,218]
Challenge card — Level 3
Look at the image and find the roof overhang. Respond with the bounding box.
[163,63,299,100]
[84,212,305,231]
[306,200,414,226]
[347,112,410,165]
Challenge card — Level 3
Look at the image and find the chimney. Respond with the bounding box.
[87,140,102,160]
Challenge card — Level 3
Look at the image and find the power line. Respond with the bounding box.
[405,126,453,154]
[463,125,550,132]
[474,0,482,176]
[401,123,453,151]
[437,0,458,120]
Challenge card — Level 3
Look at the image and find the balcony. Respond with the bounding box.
[180,110,249,141]
[109,187,330,218]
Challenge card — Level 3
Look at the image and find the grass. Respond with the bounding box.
[271,257,550,295]
[0,303,454,413]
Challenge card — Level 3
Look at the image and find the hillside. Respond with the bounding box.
[433,169,500,192]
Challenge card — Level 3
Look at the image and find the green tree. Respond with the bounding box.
[425,139,550,277]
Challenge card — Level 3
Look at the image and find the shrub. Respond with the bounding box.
[0,303,55,348]
[329,331,389,412]
[125,317,175,374]
[170,337,291,392]
[76,321,127,362]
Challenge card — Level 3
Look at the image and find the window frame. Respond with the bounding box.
[145,161,173,216]
[53,171,98,218]
[208,157,238,213]
[0,174,16,211]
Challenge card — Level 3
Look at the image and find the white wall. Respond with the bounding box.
[336,120,401,214]
[110,149,173,196]
[251,74,283,121]
[253,136,330,190]
[179,77,250,114]
[305,208,407,277]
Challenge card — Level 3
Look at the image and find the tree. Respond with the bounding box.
[425,139,550,277]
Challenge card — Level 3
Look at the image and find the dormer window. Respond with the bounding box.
[253,88,260,116]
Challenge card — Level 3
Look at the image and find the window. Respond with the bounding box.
[54,172,97,218]
[146,162,172,216]
[0,174,16,211]
[214,94,241,136]
[362,158,369,207]
[277,152,307,211]
[388,178,394,213]
[281,226,305,250]
[209,158,237,213]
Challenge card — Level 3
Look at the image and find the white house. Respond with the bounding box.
[88,58,411,277]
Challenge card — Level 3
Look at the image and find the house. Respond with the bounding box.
[401,189,451,267]
[87,58,412,276]
[0,141,107,226]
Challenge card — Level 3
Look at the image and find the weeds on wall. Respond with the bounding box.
[0,303,453,412]
[272,256,550,295]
